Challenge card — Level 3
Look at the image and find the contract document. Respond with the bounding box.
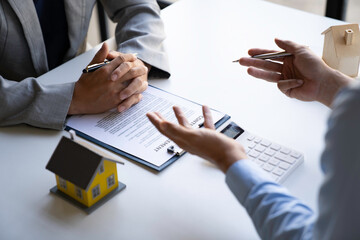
[66,85,229,171]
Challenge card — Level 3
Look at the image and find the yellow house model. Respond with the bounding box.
[321,23,360,77]
[46,133,126,214]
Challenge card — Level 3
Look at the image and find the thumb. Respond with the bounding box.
[89,42,109,65]
[274,38,301,54]
[160,121,190,142]
[202,105,215,130]
[277,79,304,92]
[277,79,304,98]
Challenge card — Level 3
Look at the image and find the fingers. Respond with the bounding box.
[248,48,279,57]
[277,79,304,97]
[111,58,148,83]
[146,112,163,130]
[89,54,137,80]
[146,112,169,131]
[107,50,120,60]
[239,57,283,72]
[274,38,304,54]
[110,62,134,81]
[154,112,166,121]
[107,51,137,61]
[146,112,188,143]
[117,65,148,84]
[89,43,109,65]
[119,76,148,101]
[117,93,143,112]
[107,54,138,73]
[247,67,282,82]
[173,106,191,127]
[202,106,215,129]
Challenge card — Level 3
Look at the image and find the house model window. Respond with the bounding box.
[92,185,100,199]
[59,177,67,190]
[75,187,83,199]
[99,162,105,174]
[107,174,115,188]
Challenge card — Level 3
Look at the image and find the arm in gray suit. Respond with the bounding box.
[0,0,170,130]
[0,77,75,130]
[101,0,171,78]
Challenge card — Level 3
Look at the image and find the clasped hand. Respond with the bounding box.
[68,43,149,115]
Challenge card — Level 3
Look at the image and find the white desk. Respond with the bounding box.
[0,0,345,239]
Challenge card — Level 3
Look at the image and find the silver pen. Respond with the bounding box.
[83,53,138,73]
[232,51,293,62]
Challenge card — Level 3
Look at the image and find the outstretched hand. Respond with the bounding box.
[147,106,247,173]
[239,39,352,107]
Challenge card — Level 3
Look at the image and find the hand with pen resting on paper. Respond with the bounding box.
[239,38,353,107]
[68,43,149,115]
[147,106,247,172]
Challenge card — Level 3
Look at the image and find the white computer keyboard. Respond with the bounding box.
[219,121,304,183]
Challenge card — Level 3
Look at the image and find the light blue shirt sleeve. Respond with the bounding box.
[226,160,314,240]
[225,83,360,240]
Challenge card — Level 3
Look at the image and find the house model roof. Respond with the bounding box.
[322,24,360,58]
[46,137,105,190]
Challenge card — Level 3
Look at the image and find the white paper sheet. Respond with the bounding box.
[66,86,226,168]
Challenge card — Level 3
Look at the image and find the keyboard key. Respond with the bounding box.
[269,158,280,166]
[249,150,260,158]
[273,168,285,176]
[260,139,271,147]
[247,142,256,149]
[290,151,302,159]
[264,149,276,156]
[262,163,274,172]
[274,152,287,160]
[283,156,295,164]
[280,147,291,155]
[259,154,270,162]
[271,174,279,182]
[270,143,281,151]
[254,159,263,166]
[279,162,290,170]
[247,135,255,141]
[254,137,262,143]
[255,145,266,152]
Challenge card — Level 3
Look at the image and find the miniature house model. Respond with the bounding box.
[46,133,125,213]
[322,23,360,77]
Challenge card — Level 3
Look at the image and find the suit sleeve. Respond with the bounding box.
[100,0,171,78]
[0,75,74,129]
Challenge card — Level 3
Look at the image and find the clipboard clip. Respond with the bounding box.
[167,145,186,156]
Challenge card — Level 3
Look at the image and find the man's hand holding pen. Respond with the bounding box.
[68,43,149,115]
[236,38,352,107]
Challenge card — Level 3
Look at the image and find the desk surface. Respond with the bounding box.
[0,0,345,239]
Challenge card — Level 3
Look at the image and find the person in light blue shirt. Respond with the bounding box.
[147,38,360,239]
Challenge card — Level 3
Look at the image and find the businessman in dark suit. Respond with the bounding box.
[0,0,170,129]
